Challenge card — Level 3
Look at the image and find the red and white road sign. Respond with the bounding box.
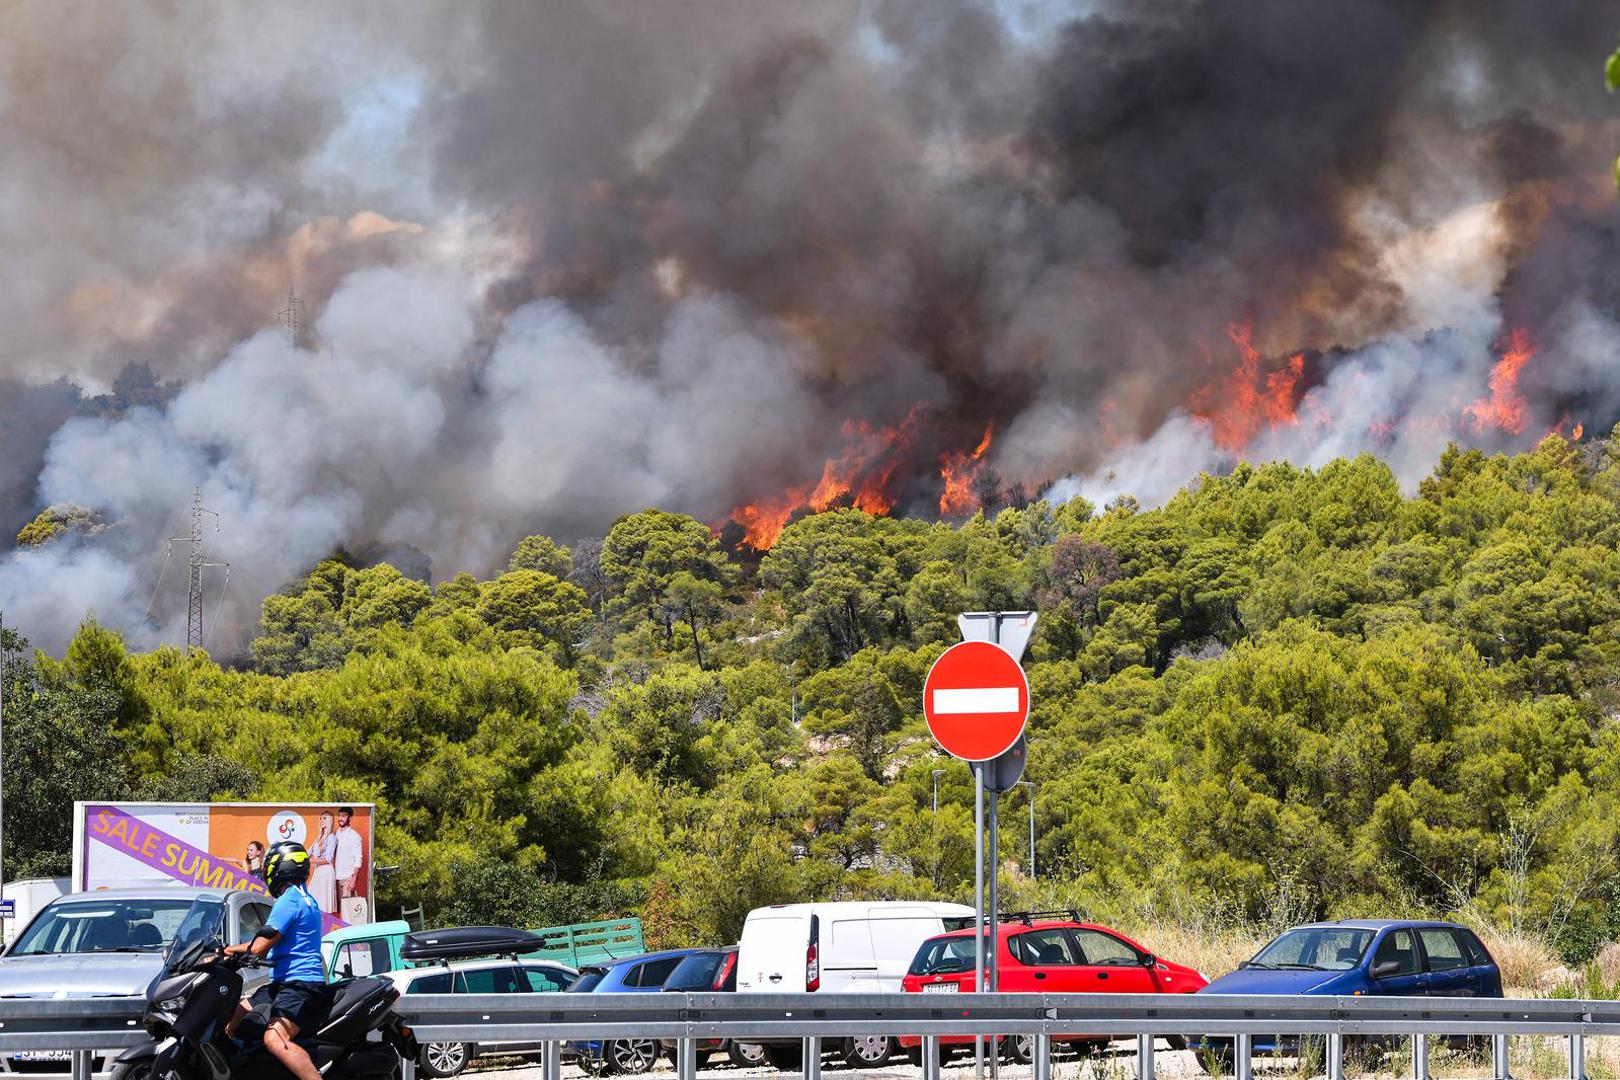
[923,640,1030,762]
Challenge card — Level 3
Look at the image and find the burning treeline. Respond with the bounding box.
[1,0,1619,652]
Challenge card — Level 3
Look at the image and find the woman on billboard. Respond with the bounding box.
[308,812,338,914]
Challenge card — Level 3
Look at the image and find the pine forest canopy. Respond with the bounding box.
[6,433,1620,963]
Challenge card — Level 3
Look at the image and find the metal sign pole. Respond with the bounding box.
[986,618,1000,995]
[972,760,985,1079]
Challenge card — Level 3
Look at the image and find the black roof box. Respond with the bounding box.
[400,926,547,963]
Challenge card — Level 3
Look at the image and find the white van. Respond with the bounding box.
[737,900,974,1068]
[1,878,69,949]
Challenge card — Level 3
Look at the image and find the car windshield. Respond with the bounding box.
[662,952,724,991]
[910,936,976,976]
[567,970,605,992]
[1249,927,1375,971]
[11,898,206,956]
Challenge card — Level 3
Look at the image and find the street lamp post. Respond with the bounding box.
[1015,779,1035,879]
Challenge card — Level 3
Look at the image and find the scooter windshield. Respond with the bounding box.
[162,899,228,972]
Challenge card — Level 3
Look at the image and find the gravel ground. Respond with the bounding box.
[467,1040,1208,1080]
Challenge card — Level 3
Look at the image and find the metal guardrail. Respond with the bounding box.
[0,992,1613,1080]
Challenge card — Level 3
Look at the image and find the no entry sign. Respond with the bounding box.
[923,640,1030,762]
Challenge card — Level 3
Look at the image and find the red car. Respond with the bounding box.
[898,914,1208,1064]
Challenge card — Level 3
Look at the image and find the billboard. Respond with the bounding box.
[72,802,375,928]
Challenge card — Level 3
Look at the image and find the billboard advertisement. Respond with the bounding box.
[72,802,375,928]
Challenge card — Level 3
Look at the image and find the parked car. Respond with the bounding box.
[899,914,1207,1065]
[1188,920,1503,1062]
[564,948,706,1075]
[736,900,975,1070]
[655,946,764,1069]
[0,888,272,1078]
[383,955,578,1077]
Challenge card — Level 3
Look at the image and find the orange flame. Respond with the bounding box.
[1466,328,1536,435]
[727,407,927,548]
[938,423,995,516]
[1188,322,1305,451]
[1574,422,1585,441]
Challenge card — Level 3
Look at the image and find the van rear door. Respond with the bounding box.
[737,910,811,992]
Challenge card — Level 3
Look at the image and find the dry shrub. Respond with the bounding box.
[1471,924,1562,994]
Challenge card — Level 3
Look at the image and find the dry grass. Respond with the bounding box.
[1467,924,1563,995]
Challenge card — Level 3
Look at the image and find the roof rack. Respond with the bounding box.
[994,909,1084,926]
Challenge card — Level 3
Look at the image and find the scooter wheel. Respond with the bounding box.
[110,1062,153,1080]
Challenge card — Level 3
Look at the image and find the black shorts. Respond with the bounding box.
[267,981,331,1032]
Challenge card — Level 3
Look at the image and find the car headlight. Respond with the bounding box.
[1196,971,1209,982]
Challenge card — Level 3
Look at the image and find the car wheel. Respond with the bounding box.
[420,1042,470,1078]
[841,1035,892,1068]
[610,1039,660,1075]
[729,1042,768,1069]
[1003,1036,1034,1065]
[761,1044,803,1072]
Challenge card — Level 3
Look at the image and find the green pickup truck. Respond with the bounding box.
[321,917,645,981]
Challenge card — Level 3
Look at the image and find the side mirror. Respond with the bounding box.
[1372,960,1402,978]
[1139,953,1156,967]
[1237,961,1250,970]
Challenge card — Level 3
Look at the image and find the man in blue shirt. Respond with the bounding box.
[225,840,327,1080]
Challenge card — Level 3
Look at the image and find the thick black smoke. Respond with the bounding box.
[0,0,1616,652]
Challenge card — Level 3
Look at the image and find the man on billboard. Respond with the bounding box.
[333,806,366,923]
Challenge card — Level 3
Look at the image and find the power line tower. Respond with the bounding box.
[167,489,230,652]
[277,286,304,346]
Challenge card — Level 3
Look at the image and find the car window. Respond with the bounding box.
[1460,931,1493,968]
[1071,929,1140,967]
[1251,927,1373,971]
[335,939,392,977]
[1374,930,1421,977]
[1419,929,1468,972]
[523,965,571,992]
[456,966,525,994]
[567,970,605,992]
[630,957,684,988]
[1010,929,1078,966]
[407,972,453,994]
[238,904,270,939]
[11,899,198,956]
[910,937,976,975]
[663,952,725,991]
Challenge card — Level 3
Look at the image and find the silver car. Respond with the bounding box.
[0,888,274,1078]
[382,957,578,1077]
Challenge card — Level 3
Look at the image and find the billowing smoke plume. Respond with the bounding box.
[1,0,1617,652]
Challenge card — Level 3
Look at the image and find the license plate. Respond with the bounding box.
[922,982,959,993]
[14,1052,72,1062]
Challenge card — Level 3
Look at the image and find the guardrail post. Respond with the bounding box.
[401,1051,417,1080]
[1568,1033,1586,1080]
[924,1036,943,1080]
[541,1040,561,1080]
[803,1036,821,1080]
[1137,1033,1155,1080]
[677,1038,698,1080]
[1234,1033,1253,1080]
[1493,1033,1512,1080]
[1326,1032,1344,1080]
[1413,1034,1429,1080]
[70,1050,90,1080]
[1033,1034,1051,1080]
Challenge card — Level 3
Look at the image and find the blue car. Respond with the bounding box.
[564,948,706,1074]
[1190,920,1502,1058]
